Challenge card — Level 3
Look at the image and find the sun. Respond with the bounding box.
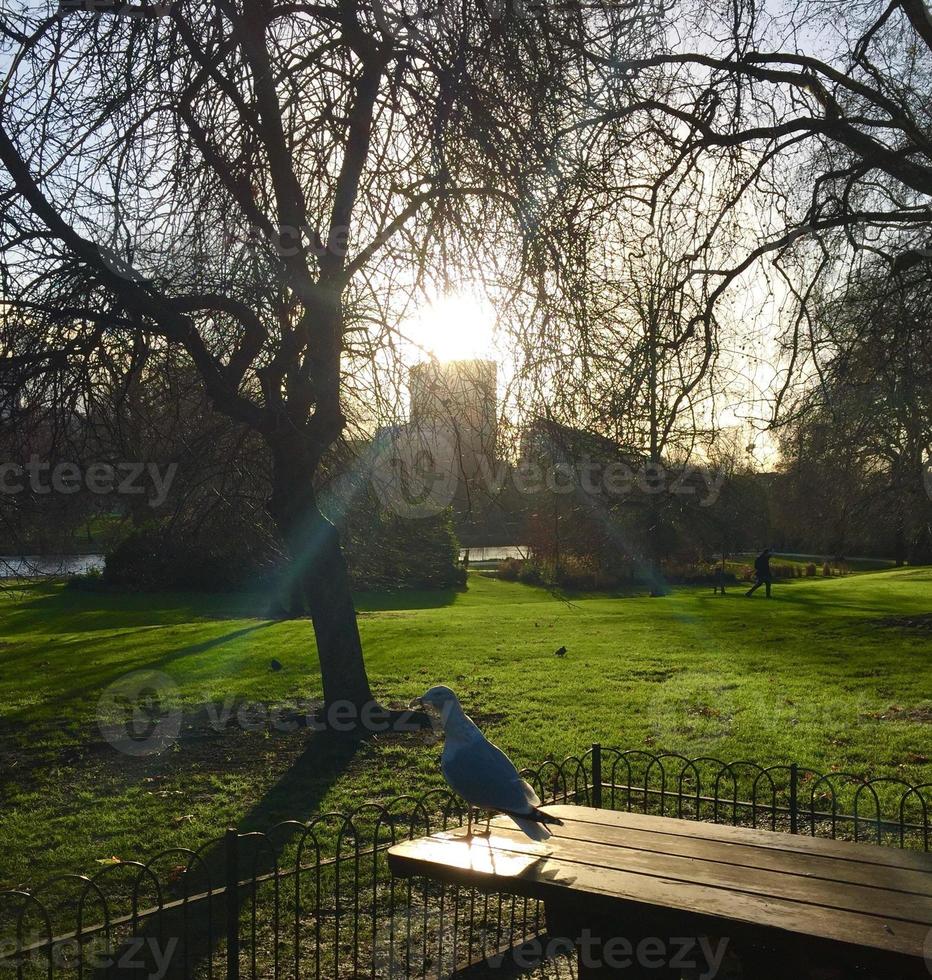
[405,292,496,362]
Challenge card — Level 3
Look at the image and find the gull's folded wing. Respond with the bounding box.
[442,735,538,814]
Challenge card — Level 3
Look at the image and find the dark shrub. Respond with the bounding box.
[518,560,544,585]
[661,561,738,586]
[101,476,465,594]
[497,558,522,581]
[103,515,278,592]
[340,492,464,591]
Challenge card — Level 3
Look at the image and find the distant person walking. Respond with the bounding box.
[746,548,773,598]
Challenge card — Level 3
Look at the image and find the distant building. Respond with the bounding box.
[520,416,636,468]
[363,360,529,542]
[409,359,497,481]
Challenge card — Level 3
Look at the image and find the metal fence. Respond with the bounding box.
[1,746,929,979]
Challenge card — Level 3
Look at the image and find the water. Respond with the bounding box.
[0,554,105,579]
[459,545,529,562]
[1,547,530,577]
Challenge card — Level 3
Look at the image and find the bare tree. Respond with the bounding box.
[550,0,932,530]
[567,0,932,357]
[505,147,748,589]
[779,258,932,563]
[0,0,664,710]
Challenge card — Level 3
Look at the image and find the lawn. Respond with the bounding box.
[1,567,930,887]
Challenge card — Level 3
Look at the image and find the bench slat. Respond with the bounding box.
[456,824,932,922]
[387,805,932,961]
[542,805,932,871]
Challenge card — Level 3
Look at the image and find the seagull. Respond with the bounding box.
[411,685,563,841]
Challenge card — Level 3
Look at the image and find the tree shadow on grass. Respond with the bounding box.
[769,586,927,617]
[148,622,280,674]
[1,622,279,733]
[0,582,269,635]
[107,725,367,978]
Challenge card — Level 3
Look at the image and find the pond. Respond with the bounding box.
[1,547,531,578]
[458,545,529,562]
[0,554,105,579]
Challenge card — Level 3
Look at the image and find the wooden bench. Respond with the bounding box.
[388,804,932,978]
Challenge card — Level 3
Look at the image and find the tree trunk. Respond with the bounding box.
[894,509,906,567]
[267,440,374,710]
[645,478,668,596]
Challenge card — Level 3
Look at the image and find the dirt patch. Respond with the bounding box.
[874,613,932,630]
[0,698,439,791]
[861,704,932,723]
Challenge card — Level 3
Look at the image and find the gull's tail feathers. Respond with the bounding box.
[505,807,564,841]
[532,807,564,826]
[509,815,553,841]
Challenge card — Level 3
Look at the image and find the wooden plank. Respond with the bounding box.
[536,805,932,872]
[499,813,932,896]
[449,823,932,924]
[387,834,930,958]
[542,894,930,980]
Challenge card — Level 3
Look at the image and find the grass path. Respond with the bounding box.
[1,568,930,886]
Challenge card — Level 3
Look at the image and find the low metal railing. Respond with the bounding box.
[2,747,929,978]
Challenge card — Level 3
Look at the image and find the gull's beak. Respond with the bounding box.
[408,696,424,710]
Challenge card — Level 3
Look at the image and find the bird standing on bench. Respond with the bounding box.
[411,685,563,841]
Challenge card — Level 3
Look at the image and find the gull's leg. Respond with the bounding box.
[466,807,473,839]
[474,812,492,837]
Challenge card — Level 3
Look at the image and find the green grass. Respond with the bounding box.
[1,568,930,887]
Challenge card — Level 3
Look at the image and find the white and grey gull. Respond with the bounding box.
[411,685,563,841]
